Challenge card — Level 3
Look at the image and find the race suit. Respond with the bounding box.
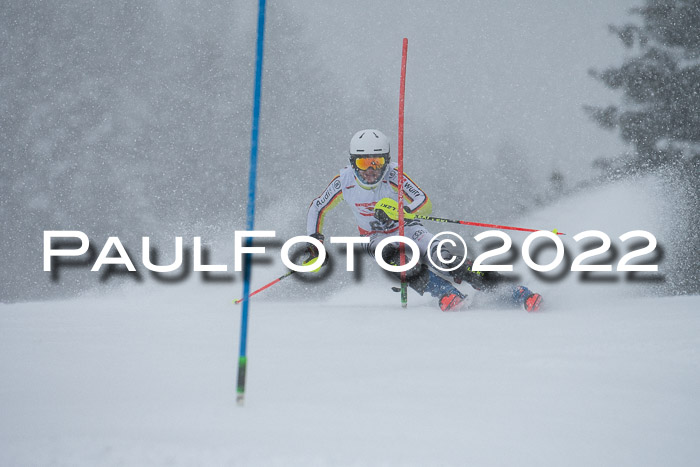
[306,162,436,260]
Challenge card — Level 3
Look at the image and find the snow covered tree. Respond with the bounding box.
[587,0,699,294]
[586,0,700,170]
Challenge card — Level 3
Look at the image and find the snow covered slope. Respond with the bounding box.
[1,178,699,467]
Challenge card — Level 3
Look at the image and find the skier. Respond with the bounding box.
[304,129,542,312]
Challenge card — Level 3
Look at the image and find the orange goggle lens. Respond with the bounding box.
[353,156,387,171]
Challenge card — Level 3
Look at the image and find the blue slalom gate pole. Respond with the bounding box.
[237,0,267,407]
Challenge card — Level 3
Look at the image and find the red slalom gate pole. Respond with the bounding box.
[398,38,408,308]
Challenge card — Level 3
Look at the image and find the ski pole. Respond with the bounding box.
[374,198,565,235]
[233,254,322,304]
[234,270,295,304]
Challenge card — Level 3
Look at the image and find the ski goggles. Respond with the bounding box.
[351,155,387,171]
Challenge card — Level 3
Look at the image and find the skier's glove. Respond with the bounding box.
[373,206,398,230]
[303,232,326,273]
[374,208,391,224]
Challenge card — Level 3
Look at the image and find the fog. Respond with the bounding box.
[287,0,635,175]
[1,0,652,301]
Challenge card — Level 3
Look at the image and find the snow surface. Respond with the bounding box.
[2,178,699,467]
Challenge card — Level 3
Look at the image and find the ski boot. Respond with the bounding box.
[381,244,468,312]
[438,292,467,312]
[512,286,542,312]
[425,271,468,312]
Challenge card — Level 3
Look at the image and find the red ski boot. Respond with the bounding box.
[513,286,542,312]
[439,292,467,312]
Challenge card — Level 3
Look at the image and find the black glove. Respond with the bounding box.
[373,207,397,230]
[373,208,391,224]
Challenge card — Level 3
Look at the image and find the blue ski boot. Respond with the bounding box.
[512,286,542,312]
[425,271,467,312]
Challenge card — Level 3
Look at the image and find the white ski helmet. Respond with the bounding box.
[349,129,391,188]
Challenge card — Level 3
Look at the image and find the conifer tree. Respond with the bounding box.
[587,0,699,294]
